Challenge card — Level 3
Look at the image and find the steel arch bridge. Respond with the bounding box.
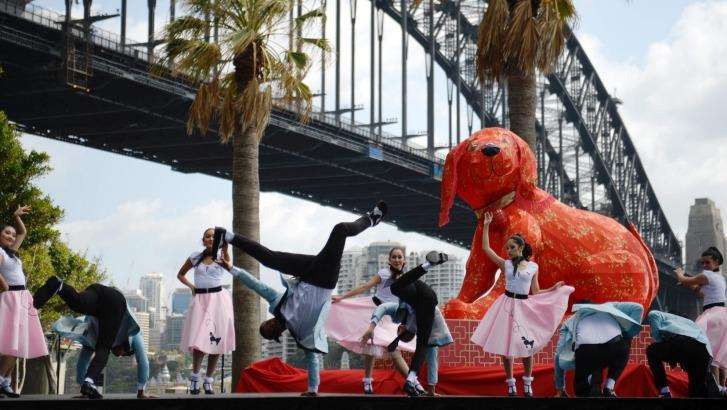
[0,0,690,312]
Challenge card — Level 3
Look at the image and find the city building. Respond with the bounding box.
[422,253,464,304]
[133,310,151,353]
[686,198,727,274]
[140,273,164,327]
[164,313,186,352]
[123,289,147,313]
[171,288,193,314]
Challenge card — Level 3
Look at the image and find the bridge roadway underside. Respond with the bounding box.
[0,16,475,248]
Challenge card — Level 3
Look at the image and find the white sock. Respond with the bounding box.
[406,371,418,383]
[363,377,372,384]
[0,375,8,387]
[506,378,516,387]
[190,372,199,381]
[421,262,431,270]
[660,386,670,394]
[605,378,615,390]
[224,231,235,243]
[84,377,95,386]
[204,376,214,384]
[522,376,533,386]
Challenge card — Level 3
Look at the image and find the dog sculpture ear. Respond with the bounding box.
[439,143,466,227]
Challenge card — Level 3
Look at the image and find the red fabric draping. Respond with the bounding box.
[236,358,692,397]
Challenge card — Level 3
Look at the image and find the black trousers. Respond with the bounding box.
[390,266,438,375]
[57,284,126,384]
[574,337,630,396]
[229,215,371,289]
[647,335,712,397]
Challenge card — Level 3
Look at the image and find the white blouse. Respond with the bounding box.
[701,270,726,307]
[0,247,25,286]
[504,259,537,295]
[188,251,227,289]
[373,267,399,304]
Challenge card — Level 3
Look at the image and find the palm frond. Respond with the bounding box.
[476,0,508,82]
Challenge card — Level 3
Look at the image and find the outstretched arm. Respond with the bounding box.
[11,205,30,250]
[481,212,506,271]
[674,267,709,287]
[530,272,564,295]
[333,275,381,303]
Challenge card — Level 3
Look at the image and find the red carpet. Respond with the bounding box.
[236,358,692,397]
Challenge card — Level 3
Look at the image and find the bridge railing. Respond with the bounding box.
[0,1,151,62]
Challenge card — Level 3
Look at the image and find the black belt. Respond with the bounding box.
[505,290,528,299]
[605,334,623,344]
[703,302,725,311]
[8,285,26,291]
[194,286,222,294]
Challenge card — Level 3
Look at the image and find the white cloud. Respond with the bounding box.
[575,1,727,240]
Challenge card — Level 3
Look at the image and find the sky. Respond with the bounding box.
[15,0,727,304]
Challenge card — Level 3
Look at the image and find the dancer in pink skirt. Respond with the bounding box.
[329,246,409,394]
[675,246,727,394]
[177,228,235,395]
[0,205,48,398]
[470,211,573,397]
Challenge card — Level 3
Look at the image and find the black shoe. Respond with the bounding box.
[415,383,427,396]
[32,276,63,309]
[403,381,422,397]
[0,383,19,398]
[300,391,318,397]
[367,201,387,226]
[659,391,672,398]
[425,251,448,265]
[211,227,227,258]
[602,388,617,398]
[523,389,533,398]
[363,381,374,395]
[203,380,214,395]
[507,387,517,397]
[189,378,200,395]
[80,382,103,399]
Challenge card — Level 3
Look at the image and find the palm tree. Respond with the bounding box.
[158,0,328,385]
[475,0,576,148]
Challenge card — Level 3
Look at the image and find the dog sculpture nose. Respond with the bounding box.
[481,145,501,157]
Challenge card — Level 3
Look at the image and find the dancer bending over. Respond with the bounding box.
[215,202,386,396]
[470,212,573,397]
[328,246,409,394]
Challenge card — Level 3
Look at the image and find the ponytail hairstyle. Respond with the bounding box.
[508,234,532,275]
[388,246,406,279]
[701,246,724,270]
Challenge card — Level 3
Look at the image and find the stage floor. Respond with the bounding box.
[2,394,727,410]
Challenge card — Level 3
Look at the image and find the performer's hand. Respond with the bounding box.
[331,295,344,303]
[360,329,374,344]
[482,212,493,226]
[137,390,156,399]
[552,281,564,289]
[13,205,31,217]
[216,258,232,271]
[674,266,685,278]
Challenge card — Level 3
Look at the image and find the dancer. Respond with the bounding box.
[470,212,573,397]
[176,229,234,395]
[675,247,727,394]
[329,246,409,394]
[52,313,152,398]
[33,281,135,399]
[215,202,387,396]
[360,271,453,397]
[384,250,450,396]
[646,310,716,398]
[556,300,643,397]
[0,205,48,398]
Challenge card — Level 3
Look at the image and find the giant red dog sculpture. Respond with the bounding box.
[440,128,658,320]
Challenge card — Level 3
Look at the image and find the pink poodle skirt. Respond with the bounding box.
[326,297,415,358]
[696,305,727,368]
[0,289,49,358]
[471,285,574,358]
[180,289,235,354]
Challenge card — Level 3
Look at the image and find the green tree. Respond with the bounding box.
[0,111,105,329]
[476,0,577,148]
[159,0,328,386]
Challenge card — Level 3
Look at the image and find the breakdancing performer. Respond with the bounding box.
[33,280,133,399]
[646,310,718,398]
[212,202,386,396]
[556,301,643,397]
[359,254,453,396]
[52,312,152,399]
